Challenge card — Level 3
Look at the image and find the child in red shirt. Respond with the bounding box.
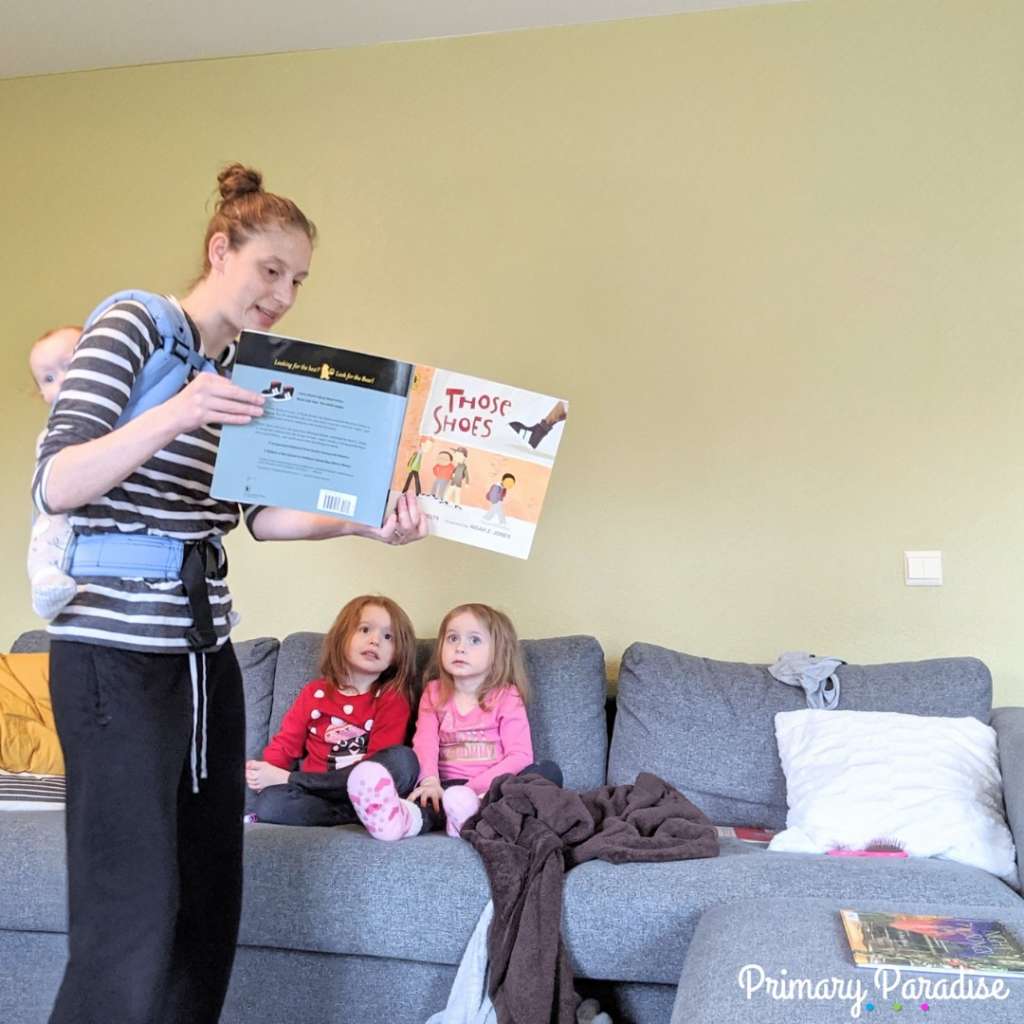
[348,602,561,840]
[245,594,418,826]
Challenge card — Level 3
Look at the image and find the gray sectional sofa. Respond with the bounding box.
[2,629,1023,1024]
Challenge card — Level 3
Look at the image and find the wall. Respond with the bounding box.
[2,0,1022,699]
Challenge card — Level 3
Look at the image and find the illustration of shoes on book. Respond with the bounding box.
[261,380,283,396]
[270,385,295,401]
[508,400,568,449]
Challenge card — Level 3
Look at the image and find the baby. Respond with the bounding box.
[27,326,81,619]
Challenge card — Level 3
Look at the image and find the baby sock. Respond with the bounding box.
[27,514,77,620]
[348,761,422,841]
[30,566,78,621]
[442,785,481,838]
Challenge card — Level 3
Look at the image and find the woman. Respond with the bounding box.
[33,163,425,1024]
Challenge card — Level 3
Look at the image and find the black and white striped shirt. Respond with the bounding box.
[32,298,262,653]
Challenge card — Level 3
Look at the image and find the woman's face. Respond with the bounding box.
[212,226,312,334]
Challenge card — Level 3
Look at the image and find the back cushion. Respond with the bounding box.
[607,643,993,830]
[271,632,609,791]
[236,637,281,760]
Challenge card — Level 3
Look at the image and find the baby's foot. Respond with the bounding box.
[30,567,77,620]
[348,761,421,841]
[442,785,481,838]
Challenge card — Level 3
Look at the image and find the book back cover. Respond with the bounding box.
[212,332,413,528]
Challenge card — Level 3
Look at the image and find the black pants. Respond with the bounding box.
[48,640,245,1024]
[419,760,564,833]
[253,744,419,826]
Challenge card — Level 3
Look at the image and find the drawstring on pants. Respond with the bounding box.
[188,651,209,794]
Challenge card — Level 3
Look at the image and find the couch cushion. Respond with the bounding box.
[673,897,1024,1024]
[561,840,1018,985]
[239,825,489,963]
[236,638,280,761]
[271,633,609,790]
[607,644,992,829]
[10,630,49,654]
[0,810,68,932]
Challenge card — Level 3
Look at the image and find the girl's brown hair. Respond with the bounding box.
[319,595,417,704]
[198,163,317,278]
[427,603,530,710]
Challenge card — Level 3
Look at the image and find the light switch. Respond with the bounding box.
[905,550,942,586]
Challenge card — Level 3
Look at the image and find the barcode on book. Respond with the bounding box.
[317,489,358,516]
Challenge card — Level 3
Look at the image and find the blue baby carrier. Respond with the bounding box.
[64,290,223,650]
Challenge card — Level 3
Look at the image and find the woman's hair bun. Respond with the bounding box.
[217,163,263,204]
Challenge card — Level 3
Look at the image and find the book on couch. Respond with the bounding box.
[840,909,1024,977]
[211,331,568,559]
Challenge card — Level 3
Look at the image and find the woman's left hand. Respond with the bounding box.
[366,491,428,547]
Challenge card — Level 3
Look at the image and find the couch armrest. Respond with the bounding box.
[991,707,1024,867]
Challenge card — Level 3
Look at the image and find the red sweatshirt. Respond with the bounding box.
[263,678,411,773]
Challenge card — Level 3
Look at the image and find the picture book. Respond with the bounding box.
[210,331,568,559]
[840,909,1024,977]
[715,826,776,844]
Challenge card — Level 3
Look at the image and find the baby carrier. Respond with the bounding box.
[63,291,223,650]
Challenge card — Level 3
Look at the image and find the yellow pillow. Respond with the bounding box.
[0,653,64,776]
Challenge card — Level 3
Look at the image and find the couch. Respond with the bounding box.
[2,629,1022,1024]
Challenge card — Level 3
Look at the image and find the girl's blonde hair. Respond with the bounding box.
[319,595,417,704]
[427,603,529,710]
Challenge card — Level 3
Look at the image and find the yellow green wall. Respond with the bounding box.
[3,0,1023,700]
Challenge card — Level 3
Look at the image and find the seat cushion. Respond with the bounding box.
[673,897,1024,1023]
[560,840,1018,985]
[239,824,490,963]
[608,644,992,828]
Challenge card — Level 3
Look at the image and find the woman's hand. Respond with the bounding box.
[409,776,444,812]
[361,491,429,547]
[167,373,266,434]
[245,759,289,793]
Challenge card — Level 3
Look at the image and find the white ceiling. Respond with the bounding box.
[1,0,804,80]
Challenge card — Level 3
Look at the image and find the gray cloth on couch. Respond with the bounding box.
[464,771,718,1024]
[767,650,844,709]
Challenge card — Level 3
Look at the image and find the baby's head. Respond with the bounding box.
[30,326,81,406]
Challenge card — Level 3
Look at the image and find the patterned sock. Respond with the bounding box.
[442,785,481,838]
[347,761,421,841]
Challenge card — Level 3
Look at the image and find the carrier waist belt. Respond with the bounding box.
[67,534,224,652]
[68,533,223,580]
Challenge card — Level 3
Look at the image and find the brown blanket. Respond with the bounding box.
[462,772,718,1024]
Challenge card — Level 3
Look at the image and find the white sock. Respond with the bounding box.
[30,566,77,620]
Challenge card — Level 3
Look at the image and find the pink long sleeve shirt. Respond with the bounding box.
[412,680,533,796]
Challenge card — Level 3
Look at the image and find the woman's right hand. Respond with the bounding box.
[168,373,266,433]
[409,776,444,812]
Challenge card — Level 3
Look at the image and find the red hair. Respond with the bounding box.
[319,595,416,704]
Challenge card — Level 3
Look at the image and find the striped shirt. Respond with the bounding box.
[32,298,262,653]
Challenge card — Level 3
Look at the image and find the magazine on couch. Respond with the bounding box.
[840,909,1024,977]
[211,331,568,559]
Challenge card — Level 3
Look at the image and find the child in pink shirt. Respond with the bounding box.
[348,602,561,840]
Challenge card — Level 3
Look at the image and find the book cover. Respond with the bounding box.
[840,909,1024,977]
[211,332,413,529]
[388,366,568,560]
[211,333,567,558]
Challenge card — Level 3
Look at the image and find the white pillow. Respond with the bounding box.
[769,708,1018,887]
